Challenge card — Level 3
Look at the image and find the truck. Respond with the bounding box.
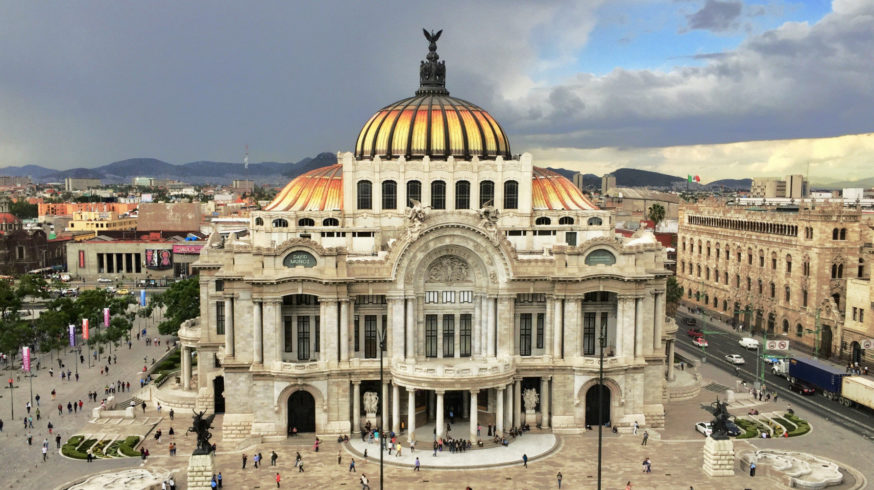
[840,376,874,410]
[771,359,789,378]
[787,357,848,399]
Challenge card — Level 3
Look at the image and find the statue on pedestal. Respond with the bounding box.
[189,410,216,455]
[523,388,539,413]
[710,397,731,440]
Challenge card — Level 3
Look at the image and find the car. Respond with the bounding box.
[115,288,130,296]
[695,421,713,436]
[682,317,698,327]
[788,381,816,395]
[97,277,113,283]
[687,328,703,337]
[725,354,745,365]
[725,420,742,437]
[738,337,760,350]
[692,337,708,348]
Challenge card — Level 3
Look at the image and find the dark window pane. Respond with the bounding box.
[357,180,372,209]
[364,315,377,359]
[216,301,225,335]
[460,314,472,357]
[382,180,397,210]
[455,181,470,209]
[479,180,494,207]
[425,315,438,358]
[536,313,544,349]
[520,313,532,356]
[431,180,446,209]
[503,180,518,209]
[297,316,310,360]
[443,315,455,357]
[407,180,422,207]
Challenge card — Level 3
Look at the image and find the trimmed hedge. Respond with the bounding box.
[784,413,810,437]
[62,436,88,459]
[118,436,141,457]
[78,439,97,453]
[773,417,796,433]
[105,440,122,457]
[735,419,759,439]
[92,439,111,457]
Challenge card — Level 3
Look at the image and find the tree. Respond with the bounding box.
[665,276,683,317]
[9,200,37,219]
[141,278,200,335]
[647,203,666,227]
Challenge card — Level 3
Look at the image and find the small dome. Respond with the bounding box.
[354,29,510,161]
[265,165,342,212]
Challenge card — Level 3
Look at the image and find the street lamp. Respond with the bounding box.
[596,320,607,490]
[5,378,15,419]
[805,308,822,359]
[377,325,386,490]
[734,303,754,333]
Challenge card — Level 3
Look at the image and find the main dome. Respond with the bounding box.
[354,29,511,161]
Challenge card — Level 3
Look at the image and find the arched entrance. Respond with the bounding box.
[585,384,610,427]
[213,376,225,413]
[288,391,316,434]
[821,325,833,358]
[767,314,775,335]
[850,342,862,364]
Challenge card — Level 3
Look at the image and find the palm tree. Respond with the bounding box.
[648,203,666,227]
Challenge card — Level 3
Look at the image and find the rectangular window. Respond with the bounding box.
[135,253,142,273]
[284,317,293,353]
[802,290,808,307]
[364,315,377,359]
[215,280,224,291]
[216,301,225,335]
[297,316,310,360]
[566,231,577,246]
[852,307,858,321]
[460,314,472,357]
[861,310,864,322]
[455,181,470,209]
[601,312,609,353]
[425,291,439,304]
[97,253,104,273]
[315,315,320,353]
[536,313,545,349]
[583,312,596,355]
[381,315,387,352]
[353,316,360,352]
[443,315,455,357]
[459,291,473,303]
[442,291,455,303]
[519,313,532,356]
[425,315,438,358]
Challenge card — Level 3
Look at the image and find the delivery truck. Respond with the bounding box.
[840,376,874,410]
[787,357,848,399]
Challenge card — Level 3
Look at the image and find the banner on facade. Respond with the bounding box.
[79,250,85,268]
[145,249,173,270]
[140,289,147,307]
[82,319,89,340]
[172,244,203,254]
[104,307,110,327]
[765,340,789,350]
[22,346,30,372]
[69,324,75,347]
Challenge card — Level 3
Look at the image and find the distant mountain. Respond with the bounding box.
[813,177,874,190]
[706,178,751,190]
[612,168,685,188]
[0,164,56,178]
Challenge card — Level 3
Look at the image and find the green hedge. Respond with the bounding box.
[734,419,760,439]
[784,413,810,437]
[62,436,88,459]
[78,439,97,453]
[773,417,796,433]
[118,436,141,457]
[105,440,122,457]
[92,439,111,457]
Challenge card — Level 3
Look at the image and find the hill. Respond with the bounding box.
[706,178,751,190]
[612,168,685,188]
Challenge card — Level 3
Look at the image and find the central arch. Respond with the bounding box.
[585,385,611,426]
[288,391,316,434]
[821,325,833,358]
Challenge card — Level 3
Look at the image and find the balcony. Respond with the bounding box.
[391,358,515,390]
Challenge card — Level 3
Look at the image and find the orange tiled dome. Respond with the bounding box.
[532,167,598,210]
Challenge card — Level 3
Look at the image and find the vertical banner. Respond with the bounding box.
[69,324,76,347]
[104,307,110,327]
[22,346,30,372]
[140,289,147,307]
[82,318,90,340]
[79,250,85,268]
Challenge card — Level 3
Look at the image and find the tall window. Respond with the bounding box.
[536,313,545,349]
[431,180,446,209]
[216,301,225,335]
[381,180,397,210]
[381,315,387,352]
[297,316,310,361]
[353,316,360,352]
[583,312,596,355]
[284,317,292,353]
[364,315,378,359]
[479,180,494,207]
[314,316,320,353]
[455,181,470,209]
[566,232,577,246]
[357,180,372,209]
[460,314,472,357]
[802,289,808,307]
[519,313,532,356]
[406,180,422,207]
[442,316,455,357]
[425,315,438,358]
[503,180,518,209]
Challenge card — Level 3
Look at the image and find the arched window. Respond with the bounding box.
[782,319,789,334]
[585,249,616,266]
[840,228,847,240]
[587,217,602,226]
[706,267,710,280]
[697,240,702,255]
[272,218,288,228]
[406,180,422,207]
[838,264,843,278]
[322,218,339,227]
[535,217,551,226]
[770,282,775,298]
[696,265,701,277]
[479,180,494,207]
[682,240,686,252]
[833,228,839,240]
[455,180,470,209]
[786,254,792,273]
[757,279,763,294]
[832,264,838,279]
[723,300,728,311]
[381,180,397,210]
[255,217,263,226]
[431,180,446,210]
[759,250,765,267]
[503,180,518,209]
[771,252,777,269]
[796,324,803,337]
[559,216,574,225]
[784,286,790,302]
[298,218,315,227]
[356,180,372,210]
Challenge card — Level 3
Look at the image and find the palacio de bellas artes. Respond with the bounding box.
[178,30,677,444]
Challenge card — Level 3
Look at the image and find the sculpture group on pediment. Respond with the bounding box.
[427,255,470,282]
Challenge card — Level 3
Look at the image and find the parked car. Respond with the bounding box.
[115,288,130,296]
[692,337,708,348]
[788,380,816,395]
[687,328,703,337]
[725,420,742,437]
[725,354,745,365]
[97,277,113,284]
[738,337,760,350]
[695,421,713,436]
[683,317,698,327]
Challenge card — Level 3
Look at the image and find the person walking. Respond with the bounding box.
[272,450,278,466]
[414,457,420,471]
[242,453,248,469]
[641,430,649,446]
[56,434,62,448]
[749,461,756,477]
[557,472,563,488]
[360,474,369,490]
[633,421,639,436]
[338,449,342,465]
[349,458,356,472]
[216,472,222,488]
[522,453,528,468]
[42,445,48,462]
[275,473,281,488]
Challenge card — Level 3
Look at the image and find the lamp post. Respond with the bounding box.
[5,378,15,419]
[734,303,754,333]
[596,321,607,490]
[806,308,822,359]
[377,325,386,490]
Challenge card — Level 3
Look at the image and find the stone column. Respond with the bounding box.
[263,300,281,366]
[454,314,461,358]
[667,340,676,381]
[253,301,263,365]
[514,378,522,428]
[435,390,445,438]
[469,390,478,441]
[653,292,665,352]
[634,297,644,358]
[563,298,579,357]
[406,298,415,358]
[340,300,350,361]
[544,297,554,357]
[182,346,191,390]
[352,381,361,431]
[390,298,405,360]
[382,381,390,431]
[553,299,563,359]
[392,383,401,434]
[407,388,417,443]
[473,294,482,356]
[224,298,234,358]
[642,292,654,355]
[504,383,513,429]
[497,296,515,357]
[487,297,496,357]
[496,387,504,434]
[541,376,550,428]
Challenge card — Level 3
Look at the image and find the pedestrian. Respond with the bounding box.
[522,453,528,468]
[338,449,342,465]
[774,393,779,403]
[26,401,31,414]
[42,445,48,461]
[414,457,420,471]
[641,430,649,446]
[349,458,356,472]
[217,472,222,488]
[35,394,40,406]
[298,460,304,472]
[633,421,639,435]
[749,461,756,477]
[254,452,260,468]
[0,418,3,432]
[625,482,632,490]
[557,471,563,488]
[210,475,216,489]
[276,473,281,488]
[169,408,174,420]
[360,474,369,490]
[168,476,176,490]
[271,450,278,466]
[56,434,62,448]
[242,453,247,469]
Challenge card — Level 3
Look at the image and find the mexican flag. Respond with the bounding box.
[687,175,701,183]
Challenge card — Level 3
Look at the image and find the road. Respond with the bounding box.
[675,310,874,438]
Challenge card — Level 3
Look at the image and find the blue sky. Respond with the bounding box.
[0,0,872,180]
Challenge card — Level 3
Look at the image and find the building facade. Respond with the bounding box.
[677,200,864,358]
[64,178,102,191]
[66,210,137,232]
[750,174,808,199]
[181,36,675,442]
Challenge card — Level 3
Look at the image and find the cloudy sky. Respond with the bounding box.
[1,0,872,182]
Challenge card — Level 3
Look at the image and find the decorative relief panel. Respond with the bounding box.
[426,255,470,283]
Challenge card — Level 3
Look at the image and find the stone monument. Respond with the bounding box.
[702,398,735,477]
[522,388,539,425]
[187,410,217,489]
[363,391,379,427]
